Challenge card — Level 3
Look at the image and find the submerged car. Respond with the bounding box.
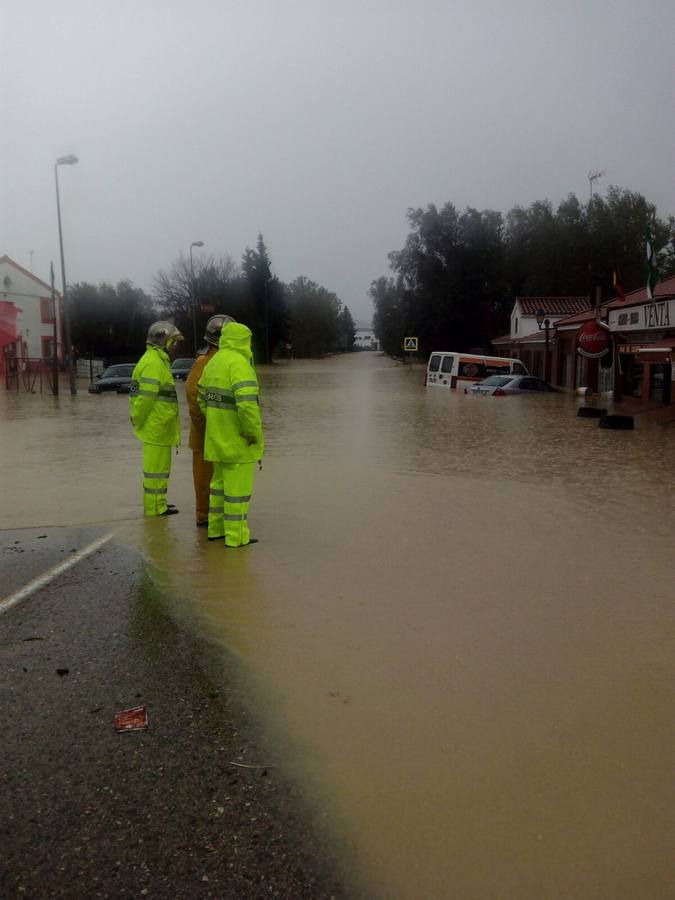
[466,375,555,396]
[88,364,136,394]
[171,357,195,381]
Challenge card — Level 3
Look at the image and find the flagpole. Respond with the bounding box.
[645,227,658,305]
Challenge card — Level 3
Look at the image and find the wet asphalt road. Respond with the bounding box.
[0,529,345,899]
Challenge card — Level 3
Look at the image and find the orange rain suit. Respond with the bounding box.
[185,346,218,525]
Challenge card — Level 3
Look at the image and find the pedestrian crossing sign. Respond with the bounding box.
[404,337,418,351]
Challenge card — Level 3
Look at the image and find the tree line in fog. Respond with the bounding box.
[371,186,675,357]
[69,233,356,362]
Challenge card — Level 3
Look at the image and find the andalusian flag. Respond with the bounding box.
[645,230,658,303]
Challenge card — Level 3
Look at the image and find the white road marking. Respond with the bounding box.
[0,532,114,615]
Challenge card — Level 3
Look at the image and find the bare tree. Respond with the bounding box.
[153,253,241,343]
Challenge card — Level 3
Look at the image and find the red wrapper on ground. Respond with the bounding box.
[114,706,148,732]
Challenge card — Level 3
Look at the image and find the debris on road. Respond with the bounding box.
[114,706,148,732]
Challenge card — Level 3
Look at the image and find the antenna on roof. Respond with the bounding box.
[588,170,606,201]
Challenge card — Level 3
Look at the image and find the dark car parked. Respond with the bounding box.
[171,358,195,381]
[88,364,136,394]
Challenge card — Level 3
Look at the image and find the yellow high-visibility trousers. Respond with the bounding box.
[208,462,254,545]
[192,449,213,525]
[142,444,172,516]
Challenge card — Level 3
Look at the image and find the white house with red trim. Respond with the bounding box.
[509,296,589,340]
[491,296,591,377]
[0,255,64,364]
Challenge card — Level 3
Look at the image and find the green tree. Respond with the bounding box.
[371,276,405,356]
[70,280,155,361]
[241,233,287,361]
[286,276,343,357]
[374,188,674,355]
[339,305,356,351]
[381,203,507,355]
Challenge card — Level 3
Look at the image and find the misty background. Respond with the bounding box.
[2,0,674,323]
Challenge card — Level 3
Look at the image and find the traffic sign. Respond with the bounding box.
[404,337,418,351]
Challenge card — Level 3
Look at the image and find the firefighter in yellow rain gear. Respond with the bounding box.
[129,321,183,516]
[197,321,264,546]
[185,315,235,528]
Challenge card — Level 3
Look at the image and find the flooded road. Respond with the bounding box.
[2,353,674,899]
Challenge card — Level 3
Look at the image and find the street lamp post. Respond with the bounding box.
[536,308,551,382]
[55,154,78,395]
[264,275,273,364]
[189,241,204,353]
[50,262,59,396]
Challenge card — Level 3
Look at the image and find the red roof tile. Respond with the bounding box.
[517,296,589,316]
[554,306,602,327]
[517,331,547,343]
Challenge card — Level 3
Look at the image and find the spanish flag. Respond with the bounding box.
[611,263,626,303]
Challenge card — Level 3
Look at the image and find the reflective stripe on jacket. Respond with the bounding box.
[197,323,264,464]
[129,346,181,446]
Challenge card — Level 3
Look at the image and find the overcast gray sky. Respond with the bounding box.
[3,0,674,323]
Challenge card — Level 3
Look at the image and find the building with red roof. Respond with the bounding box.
[492,296,592,379]
[0,256,64,374]
[491,276,675,402]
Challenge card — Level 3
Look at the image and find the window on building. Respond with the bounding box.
[40,298,55,324]
[514,318,518,334]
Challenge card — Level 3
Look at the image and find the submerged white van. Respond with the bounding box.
[425,352,528,388]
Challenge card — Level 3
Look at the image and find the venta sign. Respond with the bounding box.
[577,320,611,358]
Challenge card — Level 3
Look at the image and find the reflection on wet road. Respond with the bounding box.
[1,354,674,899]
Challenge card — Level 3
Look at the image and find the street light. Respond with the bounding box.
[55,154,79,395]
[536,308,551,382]
[189,241,204,353]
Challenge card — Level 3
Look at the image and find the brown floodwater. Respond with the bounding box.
[2,354,674,899]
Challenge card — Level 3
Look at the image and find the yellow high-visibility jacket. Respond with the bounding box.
[129,345,181,446]
[197,323,264,464]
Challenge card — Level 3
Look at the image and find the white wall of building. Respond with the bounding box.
[510,302,540,339]
[510,301,573,340]
[0,257,63,359]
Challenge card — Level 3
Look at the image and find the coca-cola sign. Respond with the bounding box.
[577,320,611,358]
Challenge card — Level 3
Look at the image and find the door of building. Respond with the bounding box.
[622,356,644,399]
[649,363,671,403]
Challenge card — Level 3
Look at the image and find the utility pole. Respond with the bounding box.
[54,154,79,395]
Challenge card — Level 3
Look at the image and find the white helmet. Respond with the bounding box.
[146,321,185,349]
